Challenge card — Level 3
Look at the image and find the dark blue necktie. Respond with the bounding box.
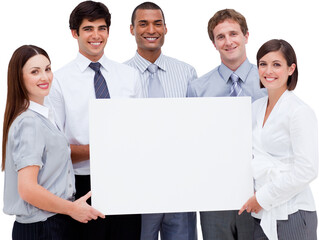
[89,62,110,99]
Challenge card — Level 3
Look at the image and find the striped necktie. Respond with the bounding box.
[147,64,164,98]
[229,73,242,96]
[89,62,110,99]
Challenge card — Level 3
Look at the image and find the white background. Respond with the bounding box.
[0,0,318,239]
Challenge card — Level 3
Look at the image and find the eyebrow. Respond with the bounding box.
[29,64,51,70]
[138,19,163,23]
[82,25,108,29]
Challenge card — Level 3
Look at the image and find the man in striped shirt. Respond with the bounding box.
[125,2,197,240]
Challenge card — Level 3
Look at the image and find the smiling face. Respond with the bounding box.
[72,18,109,62]
[258,50,296,95]
[130,9,167,62]
[213,19,249,71]
[22,54,53,105]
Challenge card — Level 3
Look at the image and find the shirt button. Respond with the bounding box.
[69,184,72,188]
[68,170,70,174]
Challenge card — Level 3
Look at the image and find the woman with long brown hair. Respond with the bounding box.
[2,45,104,239]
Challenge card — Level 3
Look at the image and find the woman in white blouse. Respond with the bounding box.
[239,39,318,240]
[2,45,104,239]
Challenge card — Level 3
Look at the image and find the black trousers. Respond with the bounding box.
[12,214,72,240]
[71,175,141,240]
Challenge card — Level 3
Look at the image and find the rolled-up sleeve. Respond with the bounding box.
[12,116,45,171]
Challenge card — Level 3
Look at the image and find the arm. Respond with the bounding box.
[70,144,90,163]
[18,165,104,223]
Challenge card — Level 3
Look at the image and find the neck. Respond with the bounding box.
[267,88,287,108]
[222,56,247,71]
[137,48,161,63]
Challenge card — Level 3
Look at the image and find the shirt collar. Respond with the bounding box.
[219,58,252,83]
[133,51,166,73]
[75,53,110,73]
[29,101,49,119]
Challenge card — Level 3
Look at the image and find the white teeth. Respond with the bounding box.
[38,84,48,88]
[91,42,101,46]
[266,77,275,81]
[146,38,157,40]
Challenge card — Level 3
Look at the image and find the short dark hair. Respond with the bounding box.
[208,9,248,43]
[69,1,111,35]
[257,39,298,90]
[131,1,165,26]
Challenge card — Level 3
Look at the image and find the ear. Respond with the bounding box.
[164,24,168,35]
[288,63,296,76]
[71,29,79,39]
[244,31,249,44]
[212,41,217,49]
[130,25,135,36]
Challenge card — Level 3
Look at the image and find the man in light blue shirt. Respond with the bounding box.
[187,9,266,240]
[125,2,197,240]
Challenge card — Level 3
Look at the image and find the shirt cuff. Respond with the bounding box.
[256,185,273,211]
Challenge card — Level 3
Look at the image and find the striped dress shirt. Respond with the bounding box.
[125,52,197,98]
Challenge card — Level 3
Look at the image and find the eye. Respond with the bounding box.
[46,67,51,72]
[216,35,224,40]
[274,63,281,67]
[259,62,266,67]
[31,70,39,74]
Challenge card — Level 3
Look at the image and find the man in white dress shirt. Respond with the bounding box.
[46,1,142,240]
[125,2,197,240]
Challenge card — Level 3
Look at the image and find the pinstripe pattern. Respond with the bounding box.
[12,214,72,240]
[230,73,242,96]
[125,52,197,98]
[253,210,317,240]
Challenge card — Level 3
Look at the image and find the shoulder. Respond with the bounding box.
[54,59,77,78]
[123,57,135,67]
[163,55,195,70]
[285,92,317,118]
[190,66,219,87]
[10,110,41,136]
[107,58,138,73]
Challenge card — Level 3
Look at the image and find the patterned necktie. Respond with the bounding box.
[89,62,110,99]
[147,64,165,98]
[229,73,242,96]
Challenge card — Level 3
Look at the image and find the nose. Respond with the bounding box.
[91,29,99,39]
[225,35,232,45]
[147,23,156,34]
[40,71,51,81]
[265,65,273,74]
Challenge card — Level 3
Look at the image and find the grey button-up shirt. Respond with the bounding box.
[3,101,75,223]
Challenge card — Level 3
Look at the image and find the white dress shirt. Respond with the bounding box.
[251,90,318,240]
[46,53,142,175]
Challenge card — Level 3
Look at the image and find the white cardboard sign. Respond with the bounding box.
[89,97,253,215]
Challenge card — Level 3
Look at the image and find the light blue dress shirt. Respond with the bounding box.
[3,102,75,223]
[187,59,266,101]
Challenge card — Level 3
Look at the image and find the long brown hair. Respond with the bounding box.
[2,45,51,171]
